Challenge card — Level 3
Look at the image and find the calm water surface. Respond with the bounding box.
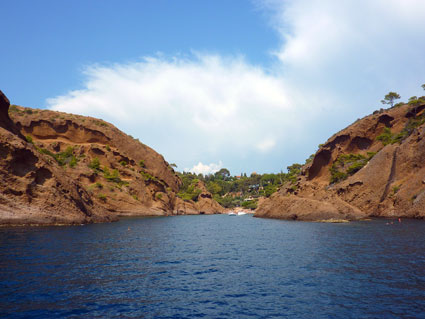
[1,215,425,318]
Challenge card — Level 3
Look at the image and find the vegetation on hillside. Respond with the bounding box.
[376,94,425,146]
[177,178,202,201]
[331,85,425,184]
[330,153,376,184]
[176,164,303,209]
[36,144,79,168]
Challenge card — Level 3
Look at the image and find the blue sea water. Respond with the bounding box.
[0,215,425,319]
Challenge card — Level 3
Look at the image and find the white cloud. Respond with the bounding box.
[256,137,276,152]
[269,0,425,95]
[187,161,223,175]
[47,1,425,173]
[47,54,309,173]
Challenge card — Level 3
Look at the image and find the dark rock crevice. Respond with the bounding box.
[0,90,25,138]
[380,147,399,203]
[308,149,331,180]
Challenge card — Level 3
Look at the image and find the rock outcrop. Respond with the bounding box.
[173,181,224,215]
[0,91,117,225]
[0,91,23,137]
[256,102,425,221]
[0,91,223,225]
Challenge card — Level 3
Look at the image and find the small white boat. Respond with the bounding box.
[237,212,247,216]
[228,212,236,216]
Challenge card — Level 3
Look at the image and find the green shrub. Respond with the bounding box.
[37,146,78,168]
[392,185,400,194]
[263,184,278,197]
[25,135,33,144]
[68,156,78,168]
[98,194,107,201]
[55,147,76,166]
[140,170,154,181]
[139,160,145,167]
[95,120,107,127]
[106,145,111,151]
[120,160,127,166]
[104,167,128,186]
[214,194,243,208]
[95,182,103,189]
[346,161,366,175]
[377,111,425,146]
[104,167,119,181]
[38,148,55,157]
[88,157,101,170]
[330,169,348,184]
[376,127,394,146]
[8,105,19,113]
[156,193,163,200]
[330,153,370,184]
[241,199,258,210]
[177,178,202,201]
[367,152,377,159]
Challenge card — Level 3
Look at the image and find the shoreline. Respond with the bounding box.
[1,213,422,228]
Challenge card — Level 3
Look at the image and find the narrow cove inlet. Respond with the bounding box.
[1,215,425,318]
[2,1,425,318]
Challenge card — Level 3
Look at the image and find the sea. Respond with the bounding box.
[1,215,424,318]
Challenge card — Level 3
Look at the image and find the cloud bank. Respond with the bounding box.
[187,161,223,175]
[48,0,425,174]
[48,54,310,173]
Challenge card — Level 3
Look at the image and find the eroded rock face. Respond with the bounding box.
[1,91,223,225]
[0,91,23,137]
[0,93,117,225]
[256,102,425,221]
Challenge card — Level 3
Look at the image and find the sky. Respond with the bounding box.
[1,0,425,175]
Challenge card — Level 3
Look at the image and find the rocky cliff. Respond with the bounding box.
[255,102,425,221]
[0,91,223,225]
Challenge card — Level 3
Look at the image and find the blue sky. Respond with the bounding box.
[1,0,425,175]
[1,0,277,107]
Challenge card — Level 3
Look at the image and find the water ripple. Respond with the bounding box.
[1,216,425,318]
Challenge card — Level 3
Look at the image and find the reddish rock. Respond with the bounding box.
[1,92,223,225]
[0,90,23,137]
[256,103,425,221]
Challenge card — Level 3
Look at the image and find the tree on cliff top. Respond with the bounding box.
[381,92,400,107]
[381,92,401,107]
